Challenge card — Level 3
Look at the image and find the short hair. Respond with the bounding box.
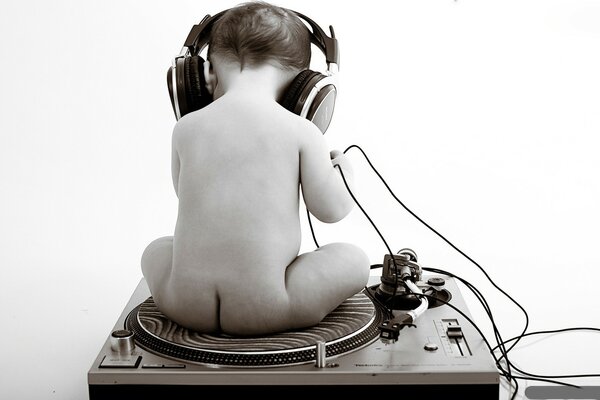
[207,1,311,71]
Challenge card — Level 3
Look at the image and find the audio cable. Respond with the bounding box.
[305,143,600,400]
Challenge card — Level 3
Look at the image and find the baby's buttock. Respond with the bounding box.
[167,227,301,333]
[170,157,302,333]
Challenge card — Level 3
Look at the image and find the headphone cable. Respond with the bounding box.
[305,143,600,398]
[341,144,530,358]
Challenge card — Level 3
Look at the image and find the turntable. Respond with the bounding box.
[88,251,500,399]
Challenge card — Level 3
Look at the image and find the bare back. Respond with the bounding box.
[171,95,305,324]
[142,94,369,336]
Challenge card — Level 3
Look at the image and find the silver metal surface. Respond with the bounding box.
[88,275,500,387]
[315,341,326,368]
[109,330,135,355]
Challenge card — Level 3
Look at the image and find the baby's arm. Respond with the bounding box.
[299,126,355,223]
[330,149,355,190]
[171,126,181,197]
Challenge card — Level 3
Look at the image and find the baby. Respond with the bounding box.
[141,2,370,336]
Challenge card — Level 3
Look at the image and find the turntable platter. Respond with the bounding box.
[126,290,386,367]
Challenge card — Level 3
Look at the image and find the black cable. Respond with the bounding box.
[342,144,530,361]
[333,163,404,313]
[413,292,579,391]
[429,278,584,398]
[332,145,530,395]
[307,144,599,398]
[333,164,394,261]
[331,157,528,391]
[424,267,512,366]
[492,327,600,380]
[423,266,518,394]
[306,209,320,248]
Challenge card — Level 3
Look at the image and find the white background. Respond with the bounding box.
[1,0,599,399]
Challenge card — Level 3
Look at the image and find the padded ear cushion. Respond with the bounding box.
[184,55,211,115]
[280,69,324,114]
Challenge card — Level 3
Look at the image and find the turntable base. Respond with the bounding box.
[88,275,500,399]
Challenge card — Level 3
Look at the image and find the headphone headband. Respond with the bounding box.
[168,7,340,133]
[180,9,339,67]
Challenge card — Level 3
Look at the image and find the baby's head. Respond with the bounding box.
[207,2,311,73]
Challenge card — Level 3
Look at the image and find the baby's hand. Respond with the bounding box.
[330,150,352,172]
[330,149,354,189]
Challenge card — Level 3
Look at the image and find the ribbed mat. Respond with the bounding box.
[137,292,375,351]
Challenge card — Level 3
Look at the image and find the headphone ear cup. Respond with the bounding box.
[280,70,322,115]
[184,55,212,115]
[167,57,189,119]
[280,69,336,133]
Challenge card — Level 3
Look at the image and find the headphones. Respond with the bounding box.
[166,8,339,133]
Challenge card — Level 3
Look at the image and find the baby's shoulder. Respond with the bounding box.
[171,109,213,144]
[292,118,327,153]
[275,108,324,144]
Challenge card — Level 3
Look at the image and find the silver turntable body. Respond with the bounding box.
[88,273,500,399]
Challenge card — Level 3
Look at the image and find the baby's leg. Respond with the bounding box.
[141,236,220,333]
[285,242,371,329]
[140,236,174,308]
